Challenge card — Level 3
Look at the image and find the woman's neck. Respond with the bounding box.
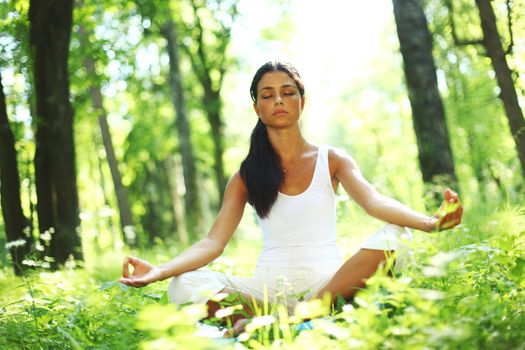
[267,126,309,163]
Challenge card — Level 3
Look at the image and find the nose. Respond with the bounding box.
[275,94,283,105]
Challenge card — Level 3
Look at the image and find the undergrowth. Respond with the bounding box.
[1,205,524,349]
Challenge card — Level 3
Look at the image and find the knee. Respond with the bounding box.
[167,270,226,305]
[167,271,196,304]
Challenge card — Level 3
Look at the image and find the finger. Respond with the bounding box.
[445,188,459,203]
[119,277,147,288]
[122,256,132,278]
[444,188,452,201]
[118,277,133,286]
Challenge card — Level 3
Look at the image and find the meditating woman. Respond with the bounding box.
[119,61,463,323]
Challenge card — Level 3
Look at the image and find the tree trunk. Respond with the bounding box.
[161,20,202,235]
[163,156,188,245]
[78,25,136,246]
[475,0,525,178]
[184,0,237,205]
[392,0,458,189]
[0,71,30,275]
[29,0,82,266]
[93,132,118,250]
[203,88,227,204]
[76,2,136,245]
[142,162,163,244]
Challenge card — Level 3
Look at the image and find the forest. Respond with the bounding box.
[0,0,524,349]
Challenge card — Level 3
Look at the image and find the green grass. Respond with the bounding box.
[1,204,524,349]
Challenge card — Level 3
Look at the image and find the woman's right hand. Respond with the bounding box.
[118,256,163,287]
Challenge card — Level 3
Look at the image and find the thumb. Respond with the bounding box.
[444,188,459,202]
[444,188,452,201]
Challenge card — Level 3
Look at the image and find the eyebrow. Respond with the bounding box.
[258,83,297,92]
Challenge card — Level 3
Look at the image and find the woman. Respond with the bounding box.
[119,61,462,320]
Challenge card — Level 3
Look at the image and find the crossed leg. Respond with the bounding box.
[205,287,258,320]
[205,287,259,337]
[206,249,393,336]
[206,249,394,318]
[313,248,394,301]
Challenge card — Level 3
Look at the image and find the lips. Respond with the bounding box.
[272,109,287,116]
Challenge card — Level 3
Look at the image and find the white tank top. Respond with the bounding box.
[256,144,343,268]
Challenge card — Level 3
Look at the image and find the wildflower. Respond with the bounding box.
[5,239,27,249]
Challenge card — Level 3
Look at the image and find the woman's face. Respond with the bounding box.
[253,71,305,128]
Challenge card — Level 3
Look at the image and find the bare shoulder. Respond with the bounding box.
[224,170,248,201]
[327,147,359,176]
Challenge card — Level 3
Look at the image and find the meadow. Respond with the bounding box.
[1,202,524,350]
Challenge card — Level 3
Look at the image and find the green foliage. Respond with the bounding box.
[1,205,524,349]
[427,0,525,203]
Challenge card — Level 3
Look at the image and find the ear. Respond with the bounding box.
[300,95,306,111]
[253,102,260,116]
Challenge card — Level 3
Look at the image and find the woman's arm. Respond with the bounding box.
[329,148,462,232]
[119,171,248,287]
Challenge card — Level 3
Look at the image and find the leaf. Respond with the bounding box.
[159,291,169,305]
[98,281,118,291]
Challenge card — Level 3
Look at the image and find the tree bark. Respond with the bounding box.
[93,132,118,250]
[29,0,82,266]
[475,0,525,178]
[78,24,136,246]
[392,0,458,188]
[161,20,202,235]
[0,71,30,275]
[185,0,236,203]
[203,86,227,204]
[75,2,136,246]
[163,156,188,245]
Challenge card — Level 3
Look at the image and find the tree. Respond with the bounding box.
[160,19,203,234]
[0,70,30,275]
[179,0,239,203]
[133,0,204,236]
[442,0,525,182]
[29,0,82,266]
[392,0,458,191]
[77,18,136,246]
[474,0,525,178]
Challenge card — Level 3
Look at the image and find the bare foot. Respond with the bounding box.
[224,318,250,338]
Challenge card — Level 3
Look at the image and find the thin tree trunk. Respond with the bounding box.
[163,156,188,245]
[77,14,136,246]
[203,89,227,204]
[161,20,202,235]
[93,132,118,251]
[475,0,525,178]
[185,0,237,205]
[392,0,458,188]
[142,162,162,244]
[0,71,30,275]
[29,0,82,266]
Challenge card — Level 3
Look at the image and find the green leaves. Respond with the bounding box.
[1,206,525,349]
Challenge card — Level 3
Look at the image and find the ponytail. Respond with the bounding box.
[240,119,283,218]
[240,61,305,218]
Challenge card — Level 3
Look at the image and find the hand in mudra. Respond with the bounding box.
[431,188,463,231]
[119,256,163,287]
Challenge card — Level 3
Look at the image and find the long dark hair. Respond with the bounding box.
[239,61,305,218]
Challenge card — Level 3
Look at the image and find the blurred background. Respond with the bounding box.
[0,0,524,275]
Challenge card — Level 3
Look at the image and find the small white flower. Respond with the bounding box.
[215,305,242,319]
[22,259,37,267]
[35,241,45,251]
[5,239,27,249]
[40,230,52,242]
[245,315,275,332]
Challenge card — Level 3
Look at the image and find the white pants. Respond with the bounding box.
[168,224,412,311]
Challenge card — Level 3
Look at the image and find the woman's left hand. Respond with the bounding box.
[429,188,463,231]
